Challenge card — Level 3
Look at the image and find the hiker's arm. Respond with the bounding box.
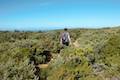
[60,38,63,45]
[60,34,63,45]
[68,33,71,45]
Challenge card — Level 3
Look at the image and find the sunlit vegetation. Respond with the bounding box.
[0,27,120,80]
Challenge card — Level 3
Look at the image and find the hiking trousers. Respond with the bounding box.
[62,42,69,46]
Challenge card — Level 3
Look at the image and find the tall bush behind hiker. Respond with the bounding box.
[60,28,71,46]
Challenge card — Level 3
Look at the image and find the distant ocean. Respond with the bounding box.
[0,26,119,31]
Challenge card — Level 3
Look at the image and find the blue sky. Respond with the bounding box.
[0,0,120,31]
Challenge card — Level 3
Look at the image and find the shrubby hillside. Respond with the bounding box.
[0,27,120,80]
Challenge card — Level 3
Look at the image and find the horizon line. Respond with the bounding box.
[0,26,120,32]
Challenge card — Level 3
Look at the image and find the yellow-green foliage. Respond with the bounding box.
[0,27,120,80]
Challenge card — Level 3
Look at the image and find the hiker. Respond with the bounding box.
[60,28,71,46]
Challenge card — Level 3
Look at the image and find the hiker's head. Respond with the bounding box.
[64,28,68,31]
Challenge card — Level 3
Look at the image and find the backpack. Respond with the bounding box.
[62,32,69,43]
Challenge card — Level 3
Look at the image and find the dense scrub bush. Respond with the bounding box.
[0,32,31,43]
[97,33,120,76]
[46,28,120,80]
[0,46,35,80]
[0,27,120,80]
